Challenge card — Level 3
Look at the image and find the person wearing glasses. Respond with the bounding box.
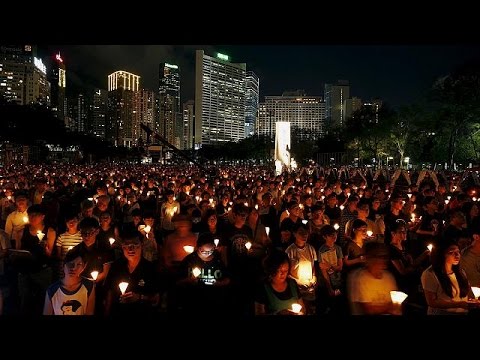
[176,233,230,314]
[421,240,480,315]
[43,251,95,315]
[104,229,161,316]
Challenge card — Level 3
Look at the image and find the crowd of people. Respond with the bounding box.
[0,162,479,316]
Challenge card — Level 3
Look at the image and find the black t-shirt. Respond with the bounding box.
[105,257,160,316]
[73,240,114,279]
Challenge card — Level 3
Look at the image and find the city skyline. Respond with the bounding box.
[40,45,480,108]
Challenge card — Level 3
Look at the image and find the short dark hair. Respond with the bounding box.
[120,229,142,245]
[78,217,100,230]
[263,250,290,278]
[27,204,46,215]
[196,232,215,248]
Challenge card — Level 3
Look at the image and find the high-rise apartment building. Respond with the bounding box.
[195,50,246,146]
[343,96,362,122]
[92,88,107,138]
[0,45,34,105]
[256,91,325,140]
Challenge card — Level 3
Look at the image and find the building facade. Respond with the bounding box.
[245,71,259,137]
[324,80,350,129]
[159,63,181,147]
[49,52,66,121]
[195,50,246,146]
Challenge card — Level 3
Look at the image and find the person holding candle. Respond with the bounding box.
[255,250,305,315]
[4,191,29,248]
[176,233,231,314]
[43,251,95,315]
[421,239,480,315]
[348,242,400,315]
[343,219,368,275]
[16,204,56,315]
[460,225,480,287]
[104,229,161,316]
[285,225,317,314]
[1,187,16,229]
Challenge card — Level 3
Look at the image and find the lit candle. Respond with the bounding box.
[298,261,312,286]
[333,223,340,231]
[291,303,302,314]
[447,196,451,200]
[144,225,151,234]
[366,230,373,237]
[7,195,11,200]
[302,220,308,225]
[109,238,115,245]
[192,267,201,278]
[445,199,449,205]
[36,230,45,241]
[119,282,129,295]
[87,197,93,201]
[183,245,194,254]
[473,197,477,202]
[23,216,28,223]
[265,227,270,236]
[390,291,408,304]
[68,246,73,251]
[472,287,480,299]
[214,239,220,247]
[245,241,252,250]
[244,202,248,207]
[339,205,345,211]
[407,193,412,199]
[427,244,433,252]
[255,204,258,210]
[411,213,416,222]
[91,271,99,281]
[209,198,213,204]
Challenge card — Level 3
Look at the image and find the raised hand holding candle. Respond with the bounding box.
[427,244,433,252]
[291,303,302,314]
[37,230,45,241]
[472,287,480,299]
[214,239,219,247]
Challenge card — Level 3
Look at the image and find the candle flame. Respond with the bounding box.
[109,238,115,245]
[291,303,302,313]
[302,220,308,225]
[119,282,129,295]
[333,223,340,230]
[214,239,219,247]
[144,225,151,234]
[265,227,270,236]
[245,241,252,250]
[192,267,201,278]
[23,216,29,223]
[390,291,408,304]
[472,287,480,299]
[183,245,194,254]
[427,244,433,252]
[91,271,99,281]
[366,230,373,237]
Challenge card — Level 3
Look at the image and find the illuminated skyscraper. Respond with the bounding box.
[324,80,350,129]
[49,52,66,120]
[107,70,141,147]
[245,71,259,137]
[159,62,181,147]
[182,100,194,150]
[195,50,246,146]
[0,45,33,105]
[92,88,107,138]
[256,91,325,140]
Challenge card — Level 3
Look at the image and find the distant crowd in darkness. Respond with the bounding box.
[0,163,479,316]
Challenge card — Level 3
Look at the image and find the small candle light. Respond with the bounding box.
[447,196,451,200]
[245,241,252,250]
[302,220,308,225]
[333,223,340,231]
[411,213,416,222]
[472,287,480,299]
[390,291,408,304]
[36,230,45,241]
[445,199,449,205]
[87,197,93,201]
[209,198,213,204]
[144,225,151,234]
[474,197,478,202]
[291,303,302,314]
[255,204,258,210]
[109,238,115,245]
[183,245,194,254]
[91,271,99,281]
[119,282,129,295]
[427,244,433,252]
[23,216,28,223]
[192,267,201,278]
[244,202,248,207]
[7,195,11,200]
[339,205,345,211]
[366,230,373,237]
[214,239,220,247]
[265,227,270,236]
[407,193,412,199]
[298,261,313,286]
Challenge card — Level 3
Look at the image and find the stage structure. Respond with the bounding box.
[275,122,291,172]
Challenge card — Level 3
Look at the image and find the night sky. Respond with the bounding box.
[40,45,480,108]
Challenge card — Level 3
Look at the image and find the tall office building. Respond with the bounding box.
[92,88,107,138]
[245,71,259,137]
[182,100,195,150]
[49,52,66,120]
[195,50,246,146]
[76,94,87,133]
[324,80,350,129]
[107,70,140,147]
[25,55,50,106]
[159,63,181,146]
[139,89,157,142]
[256,91,325,140]
[0,45,34,105]
[343,97,362,122]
